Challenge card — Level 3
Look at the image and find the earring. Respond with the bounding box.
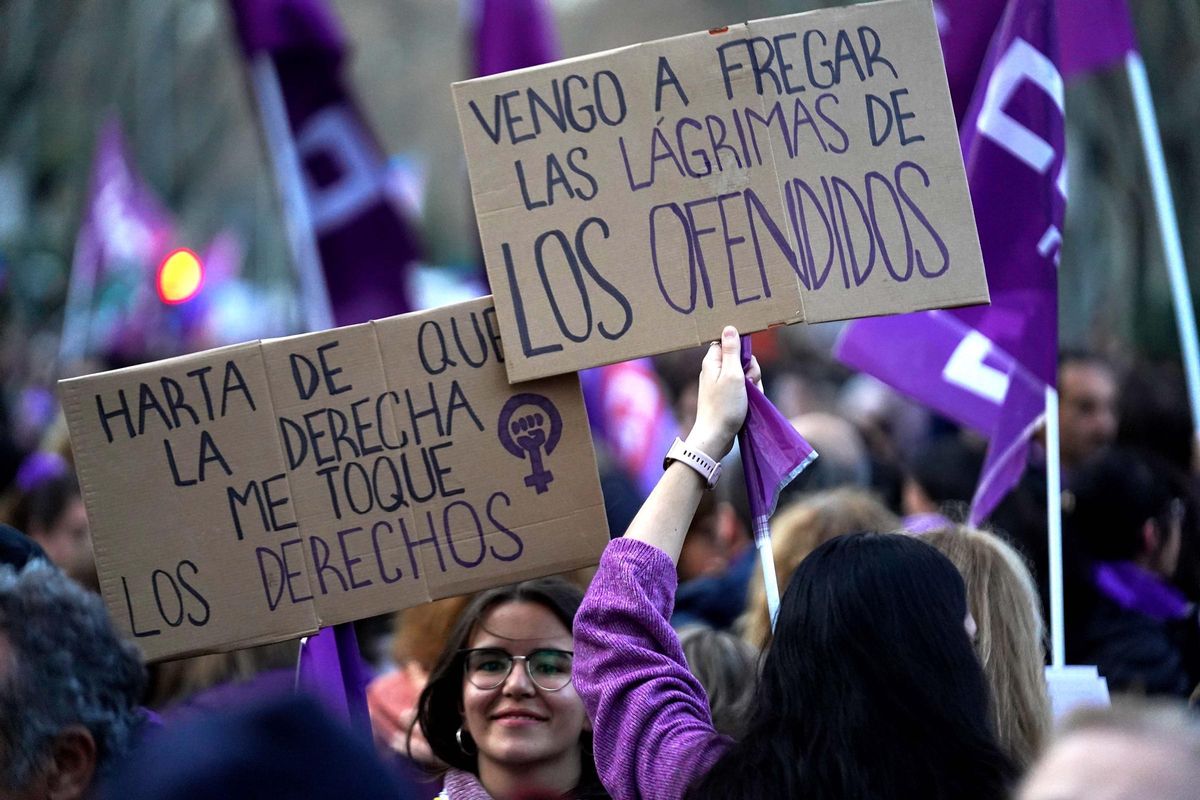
[456,725,476,755]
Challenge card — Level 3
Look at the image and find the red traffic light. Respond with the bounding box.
[157,248,204,304]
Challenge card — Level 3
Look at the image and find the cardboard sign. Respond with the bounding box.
[453,0,987,382]
[59,298,608,662]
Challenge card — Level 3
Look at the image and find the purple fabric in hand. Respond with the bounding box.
[297,623,373,738]
[737,337,817,543]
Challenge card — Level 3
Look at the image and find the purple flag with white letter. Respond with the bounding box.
[836,310,1014,438]
[228,0,420,325]
[842,1,1137,520]
[840,0,1067,522]
[937,0,1136,123]
[953,0,1063,391]
[60,117,176,364]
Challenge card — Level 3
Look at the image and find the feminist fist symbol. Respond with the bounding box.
[498,394,563,494]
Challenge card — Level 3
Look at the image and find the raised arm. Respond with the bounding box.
[625,326,754,562]
[574,327,756,800]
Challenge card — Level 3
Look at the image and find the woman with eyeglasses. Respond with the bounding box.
[417,577,609,800]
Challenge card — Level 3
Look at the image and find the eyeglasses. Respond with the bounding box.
[461,648,574,692]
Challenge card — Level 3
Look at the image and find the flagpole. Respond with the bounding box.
[1044,386,1065,668]
[1125,52,1200,439]
[756,528,781,632]
[248,54,335,333]
[58,230,98,366]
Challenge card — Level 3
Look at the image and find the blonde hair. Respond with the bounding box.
[678,625,759,739]
[736,488,899,650]
[922,526,1051,770]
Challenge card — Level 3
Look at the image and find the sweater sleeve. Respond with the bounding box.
[573,538,732,800]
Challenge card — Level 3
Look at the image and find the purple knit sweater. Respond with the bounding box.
[574,538,733,800]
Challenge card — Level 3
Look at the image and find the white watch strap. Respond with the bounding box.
[663,437,721,489]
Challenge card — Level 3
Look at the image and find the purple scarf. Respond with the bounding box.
[1093,561,1192,621]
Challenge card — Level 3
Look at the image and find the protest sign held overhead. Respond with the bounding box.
[59,297,608,662]
[453,0,988,382]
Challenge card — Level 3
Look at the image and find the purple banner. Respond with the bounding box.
[839,0,1077,521]
[228,0,420,325]
[61,117,176,363]
[472,0,561,78]
[937,0,1136,124]
[297,624,373,737]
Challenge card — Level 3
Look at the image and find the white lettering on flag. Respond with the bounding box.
[977,38,1064,174]
[943,330,1011,405]
[296,106,382,233]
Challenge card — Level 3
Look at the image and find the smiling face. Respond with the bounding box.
[461,601,588,790]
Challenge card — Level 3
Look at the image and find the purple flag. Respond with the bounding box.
[60,117,176,364]
[738,338,817,544]
[228,0,421,325]
[952,0,1063,519]
[953,0,1063,389]
[297,624,373,737]
[836,310,1015,437]
[230,0,413,727]
[937,0,1136,123]
[1057,0,1136,77]
[472,0,561,77]
[840,0,1070,522]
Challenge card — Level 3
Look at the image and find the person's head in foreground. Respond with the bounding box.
[689,532,1015,800]
[101,695,402,800]
[418,577,606,800]
[921,525,1051,770]
[1019,701,1200,800]
[0,559,144,800]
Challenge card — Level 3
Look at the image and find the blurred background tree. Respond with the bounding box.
[0,0,1196,386]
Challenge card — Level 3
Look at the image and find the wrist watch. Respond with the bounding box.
[663,437,722,490]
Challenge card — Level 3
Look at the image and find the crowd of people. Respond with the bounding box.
[3,326,1200,799]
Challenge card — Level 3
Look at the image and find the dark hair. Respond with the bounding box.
[0,561,145,790]
[1066,448,1175,563]
[8,473,80,535]
[1118,363,1194,474]
[907,434,985,509]
[688,533,1014,800]
[417,577,607,798]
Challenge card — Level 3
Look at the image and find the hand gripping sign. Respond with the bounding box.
[59,297,608,662]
